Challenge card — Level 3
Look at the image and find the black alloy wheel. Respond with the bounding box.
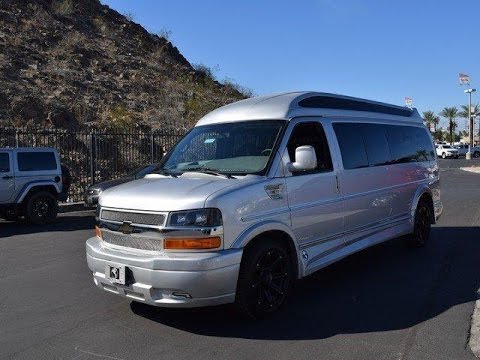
[411,200,431,247]
[235,238,293,319]
[26,191,58,224]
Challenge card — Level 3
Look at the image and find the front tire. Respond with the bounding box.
[25,191,58,224]
[409,200,432,247]
[474,151,480,158]
[442,152,446,159]
[235,238,294,319]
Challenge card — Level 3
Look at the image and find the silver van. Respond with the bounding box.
[86,92,442,318]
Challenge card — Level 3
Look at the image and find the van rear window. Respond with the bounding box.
[17,152,57,171]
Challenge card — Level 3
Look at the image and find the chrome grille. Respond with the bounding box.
[102,231,164,251]
[100,209,166,226]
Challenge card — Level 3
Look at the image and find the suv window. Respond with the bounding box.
[0,153,9,172]
[287,122,333,173]
[333,123,369,169]
[17,152,57,171]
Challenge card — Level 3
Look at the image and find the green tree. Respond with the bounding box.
[433,130,444,142]
[422,110,440,132]
[439,107,458,144]
[459,104,480,143]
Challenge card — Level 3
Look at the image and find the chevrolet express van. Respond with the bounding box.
[86,92,442,318]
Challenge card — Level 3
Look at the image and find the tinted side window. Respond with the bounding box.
[333,123,368,169]
[17,152,57,171]
[385,126,417,163]
[386,125,434,163]
[361,124,391,166]
[411,127,435,161]
[0,153,9,172]
[287,122,333,173]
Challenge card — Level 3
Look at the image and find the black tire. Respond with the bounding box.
[25,191,58,224]
[474,151,480,158]
[455,155,459,159]
[442,152,446,159]
[235,238,294,319]
[409,200,432,247]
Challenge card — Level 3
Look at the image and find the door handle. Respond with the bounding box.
[335,175,340,194]
[2,175,13,180]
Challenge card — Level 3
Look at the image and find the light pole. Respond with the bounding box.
[465,88,476,159]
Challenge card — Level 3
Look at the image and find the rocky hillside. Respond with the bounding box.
[0,0,247,129]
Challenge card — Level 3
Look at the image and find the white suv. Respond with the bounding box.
[0,147,69,223]
[435,144,459,159]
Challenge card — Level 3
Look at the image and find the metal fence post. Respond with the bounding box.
[150,133,155,163]
[89,132,96,185]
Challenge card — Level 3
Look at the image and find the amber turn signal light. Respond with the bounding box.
[164,237,221,250]
[95,225,103,239]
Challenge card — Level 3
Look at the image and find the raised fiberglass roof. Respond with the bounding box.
[196,91,423,126]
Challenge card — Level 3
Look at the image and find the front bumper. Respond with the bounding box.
[444,152,458,158]
[86,237,242,308]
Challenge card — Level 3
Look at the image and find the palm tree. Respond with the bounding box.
[439,107,458,144]
[422,110,440,132]
[459,104,480,143]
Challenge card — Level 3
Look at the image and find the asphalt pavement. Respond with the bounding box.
[1,159,479,360]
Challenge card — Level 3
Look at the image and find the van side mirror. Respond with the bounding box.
[287,145,317,172]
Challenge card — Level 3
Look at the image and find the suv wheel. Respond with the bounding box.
[235,238,294,319]
[409,200,431,247]
[442,152,446,159]
[474,151,480,158]
[25,191,58,224]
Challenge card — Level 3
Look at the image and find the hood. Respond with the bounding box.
[89,177,134,191]
[99,173,243,211]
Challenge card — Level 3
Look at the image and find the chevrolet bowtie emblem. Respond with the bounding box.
[119,222,134,234]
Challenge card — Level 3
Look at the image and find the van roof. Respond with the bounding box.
[196,91,423,126]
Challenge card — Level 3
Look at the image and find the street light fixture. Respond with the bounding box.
[464,88,476,159]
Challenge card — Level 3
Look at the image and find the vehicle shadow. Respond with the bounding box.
[130,226,480,340]
[0,214,95,237]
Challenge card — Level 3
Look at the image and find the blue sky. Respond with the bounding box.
[102,0,480,129]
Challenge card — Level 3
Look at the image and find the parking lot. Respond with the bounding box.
[1,159,479,360]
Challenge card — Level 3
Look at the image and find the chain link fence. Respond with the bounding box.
[0,128,186,202]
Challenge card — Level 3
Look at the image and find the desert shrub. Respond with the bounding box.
[103,104,138,129]
[157,28,172,41]
[51,0,74,16]
[222,77,254,98]
[123,12,135,22]
[193,63,217,83]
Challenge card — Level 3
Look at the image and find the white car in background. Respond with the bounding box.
[435,144,459,159]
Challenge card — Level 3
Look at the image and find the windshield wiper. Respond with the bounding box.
[182,167,234,179]
[153,169,178,178]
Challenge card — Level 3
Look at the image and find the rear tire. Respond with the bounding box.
[25,191,58,224]
[409,200,432,247]
[474,151,480,158]
[235,238,294,319]
[442,152,446,159]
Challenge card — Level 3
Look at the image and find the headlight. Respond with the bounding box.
[168,208,222,227]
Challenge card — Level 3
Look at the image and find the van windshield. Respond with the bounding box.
[160,120,286,176]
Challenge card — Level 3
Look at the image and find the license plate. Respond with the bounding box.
[105,264,126,285]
